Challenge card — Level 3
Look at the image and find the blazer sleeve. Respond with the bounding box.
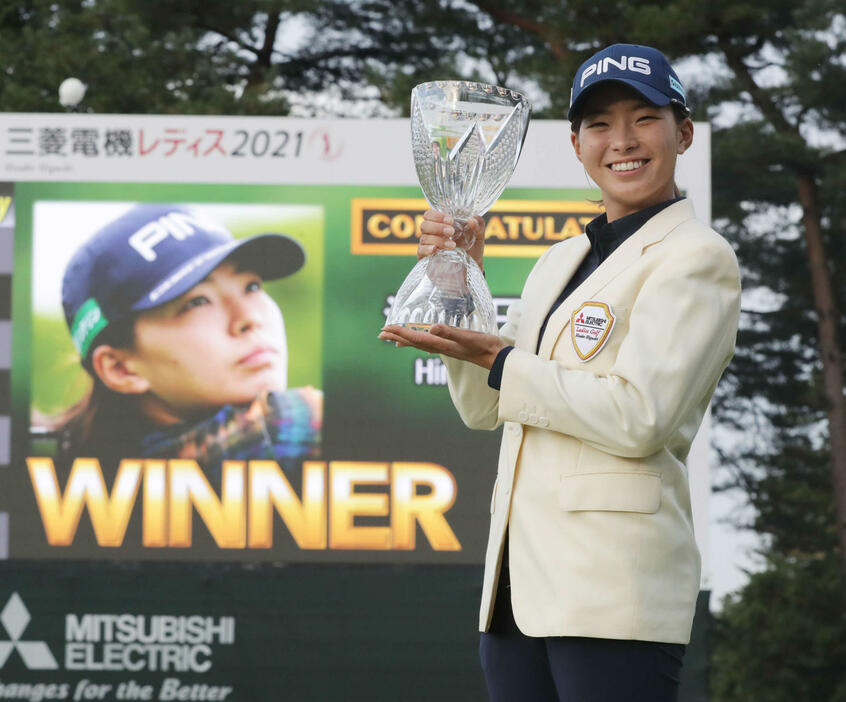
[440,244,558,431]
[498,235,741,458]
[440,301,520,430]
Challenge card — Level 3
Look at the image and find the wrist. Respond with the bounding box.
[479,339,506,370]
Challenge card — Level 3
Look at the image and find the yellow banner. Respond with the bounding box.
[351,198,603,257]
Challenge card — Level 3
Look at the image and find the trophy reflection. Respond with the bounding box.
[385,81,531,334]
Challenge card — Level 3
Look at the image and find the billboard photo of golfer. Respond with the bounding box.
[30,202,324,482]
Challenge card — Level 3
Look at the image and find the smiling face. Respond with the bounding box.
[119,260,288,423]
[570,82,693,222]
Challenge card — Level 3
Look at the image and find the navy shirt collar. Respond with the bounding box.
[585,197,684,260]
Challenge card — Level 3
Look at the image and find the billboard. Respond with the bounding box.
[0,114,713,699]
[0,115,714,564]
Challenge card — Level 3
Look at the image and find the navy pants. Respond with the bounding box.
[480,566,685,702]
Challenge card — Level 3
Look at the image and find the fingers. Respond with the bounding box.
[421,210,456,239]
[466,216,484,235]
[379,325,451,355]
[428,323,460,339]
[379,325,428,345]
[423,209,452,224]
[378,331,408,347]
[378,328,408,342]
[421,210,484,235]
[420,219,455,238]
[418,234,456,255]
[418,212,456,259]
[417,211,486,261]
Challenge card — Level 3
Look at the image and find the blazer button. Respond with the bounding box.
[529,413,538,424]
[539,416,549,427]
[518,410,528,422]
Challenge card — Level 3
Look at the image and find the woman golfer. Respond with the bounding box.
[51,203,321,474]
[380,43,741,701]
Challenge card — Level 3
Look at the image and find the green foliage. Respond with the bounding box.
[0,0,289,114]
[712,555,846,702]
[0,0,495,115]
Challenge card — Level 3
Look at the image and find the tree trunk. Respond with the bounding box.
[721,41,846,582]
[797,171,846,576]
[245,10,282,92]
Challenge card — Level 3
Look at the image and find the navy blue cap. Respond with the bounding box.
[568,44,688,122]
[62,204,306,358]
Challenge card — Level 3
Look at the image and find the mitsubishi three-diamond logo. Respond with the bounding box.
[0,593,58,669]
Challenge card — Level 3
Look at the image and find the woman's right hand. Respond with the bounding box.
[418,210,486,272]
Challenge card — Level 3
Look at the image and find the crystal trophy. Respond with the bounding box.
[385,81,531,334]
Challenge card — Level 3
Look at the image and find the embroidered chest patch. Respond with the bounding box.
[571,301,616,362]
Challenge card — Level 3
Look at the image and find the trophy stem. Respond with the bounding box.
[385,248,497,334]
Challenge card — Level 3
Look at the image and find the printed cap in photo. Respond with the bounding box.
[568,44,688,122]
[62,204,306,359]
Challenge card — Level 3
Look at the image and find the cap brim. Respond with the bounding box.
[131,233,306,311]
[567,78,673,122]
[228,233,306,282]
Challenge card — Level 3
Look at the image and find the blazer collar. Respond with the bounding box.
[536,198,696,359]
[520,235,590,354]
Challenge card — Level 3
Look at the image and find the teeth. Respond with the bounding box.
[611,160,644,172]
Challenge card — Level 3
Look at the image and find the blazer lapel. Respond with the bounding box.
[537,199,696,359]
[519,235,590,353]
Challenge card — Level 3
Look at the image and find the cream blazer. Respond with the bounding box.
[442,199,741,644]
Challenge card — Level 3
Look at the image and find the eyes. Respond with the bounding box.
[178,277,263,315]
[180,295,210,313]
[585,113,660,129]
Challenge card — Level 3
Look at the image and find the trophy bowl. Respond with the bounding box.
[385,81,531,334]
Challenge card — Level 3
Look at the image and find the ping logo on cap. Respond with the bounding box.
[580,55,651,87]
[128,211,219,262]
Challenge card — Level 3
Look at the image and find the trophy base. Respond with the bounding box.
[385,249,497,335]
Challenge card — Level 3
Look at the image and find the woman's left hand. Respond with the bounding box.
[379,324,506,369]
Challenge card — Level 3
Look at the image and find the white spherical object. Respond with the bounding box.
[59,77,87,108]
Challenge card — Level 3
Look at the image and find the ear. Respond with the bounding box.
[677,118,694,155]
[571,131,583,162]
[90,345,150,395]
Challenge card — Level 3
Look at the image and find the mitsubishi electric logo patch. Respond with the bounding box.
[0,593,59,670]
[571,300,616,362]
